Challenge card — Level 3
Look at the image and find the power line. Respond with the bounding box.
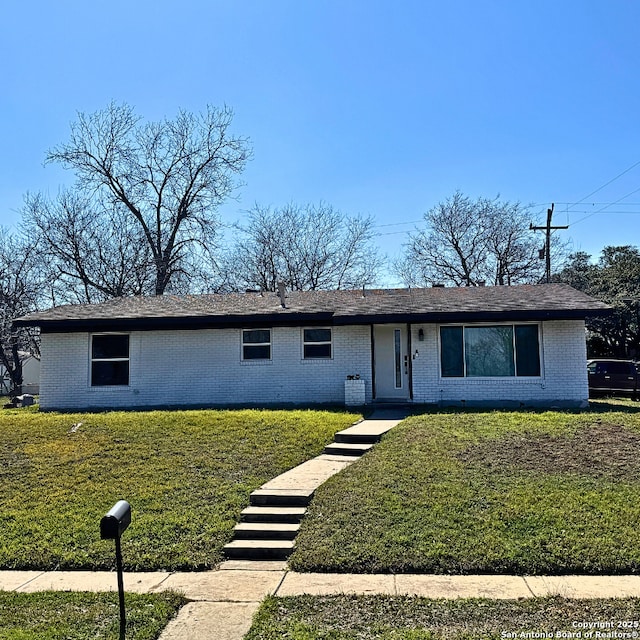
[372,163,640,235]
[374,219,421,229]
[375,229,413,237]
[537,202,640,206]
[571,185,640,226]
[375,203,640,232]
[564,159,640,211]
[554,210,640,215]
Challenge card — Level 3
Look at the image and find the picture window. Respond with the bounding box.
[440,324,540,378]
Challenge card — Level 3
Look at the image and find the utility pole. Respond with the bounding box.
[530,203,569,283]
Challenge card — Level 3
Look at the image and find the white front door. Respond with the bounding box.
[373,325,410,400]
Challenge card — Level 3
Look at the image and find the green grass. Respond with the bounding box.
[245,594,640,639]
[0,591,185,640]
[0,408,360,571]
[289,400,640,574]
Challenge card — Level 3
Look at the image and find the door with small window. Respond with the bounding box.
[373,325,410,400]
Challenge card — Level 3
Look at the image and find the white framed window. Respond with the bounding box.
[303,328,332,359]
[91,334,130,386]
[440,324,541,378]
[242,329,271,360]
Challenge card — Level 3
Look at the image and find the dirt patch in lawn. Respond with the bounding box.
[457,422,640,481]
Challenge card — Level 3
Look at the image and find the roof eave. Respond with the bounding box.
[15,306,611,333]
[334,308,611,324]
[15,312,336,333]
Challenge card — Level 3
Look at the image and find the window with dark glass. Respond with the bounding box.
[440,326,464,377]
[91,334,130,386]
[394,328,402,388]
[514,325,541,376]
[242,329,271,360]
[303,328,332,359]
[440,325,540,378]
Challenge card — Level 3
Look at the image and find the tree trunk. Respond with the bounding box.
[9,341,23,397]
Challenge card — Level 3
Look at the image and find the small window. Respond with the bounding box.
[91,334,129,386]
[242,329,271,360]
[303,328,332,359]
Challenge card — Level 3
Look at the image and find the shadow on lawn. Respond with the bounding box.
[388,398,640,417]
[587,398,640,413]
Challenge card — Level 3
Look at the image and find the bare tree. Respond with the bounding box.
[396,192,487,287]
[0,228,42,396]
[395,191,546,287]
[483,200,544,285]
[41,102,251,296]
[228,202,383,291]
[22,190,154,303]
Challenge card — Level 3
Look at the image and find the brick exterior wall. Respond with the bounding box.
[344,379,366,406]
[38,326,373,410]
[38,320,588,410]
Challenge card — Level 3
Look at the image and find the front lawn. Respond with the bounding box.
[290,402,640,574]
[246,594,640,639]
[0,591,185,640]
[0,408,359,571]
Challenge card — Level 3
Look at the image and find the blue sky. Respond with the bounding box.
[2,0,640,285]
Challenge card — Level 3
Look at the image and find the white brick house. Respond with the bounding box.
[14,284,609,411]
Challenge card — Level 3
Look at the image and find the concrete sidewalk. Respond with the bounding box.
[4,564,640,639]
[5,563,640,600]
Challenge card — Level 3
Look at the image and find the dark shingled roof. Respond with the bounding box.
[13,284,610,333]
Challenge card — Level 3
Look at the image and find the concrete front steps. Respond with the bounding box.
[223,491,312,560]
[323,441,374,456]
[223,410,406,561]
[322,414,397,456]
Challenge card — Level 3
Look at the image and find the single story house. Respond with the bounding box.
[13,283,609,411]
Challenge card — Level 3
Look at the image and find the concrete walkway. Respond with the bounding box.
[4,564,640,639]
[224,408,406,559]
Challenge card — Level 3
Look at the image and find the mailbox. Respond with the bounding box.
[100,500,131,539]
[100,499,132,639]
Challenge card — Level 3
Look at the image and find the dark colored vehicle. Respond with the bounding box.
[587,359,639,398]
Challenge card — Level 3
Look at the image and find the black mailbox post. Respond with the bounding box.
[101,500,131,640]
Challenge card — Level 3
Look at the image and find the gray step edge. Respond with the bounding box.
[233,522,300,539]
[240,506,307,523]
